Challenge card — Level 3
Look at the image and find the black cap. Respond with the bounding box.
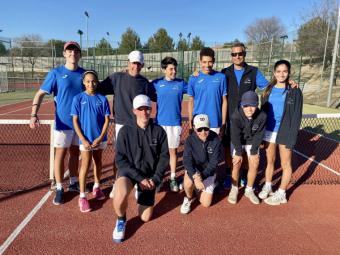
[240,91,259,107]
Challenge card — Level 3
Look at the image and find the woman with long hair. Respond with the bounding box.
[259,60,303,205]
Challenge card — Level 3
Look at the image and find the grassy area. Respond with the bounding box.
[0,90,53,106]
[302,103,340,114]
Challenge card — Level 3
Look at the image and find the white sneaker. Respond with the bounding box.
[109,184,115,199]
[245,189,260,205]
[180,197,192,214]
[228,187,238,204]
[264,191,287,206]
[258,185,274,200]
[112,219,126,243]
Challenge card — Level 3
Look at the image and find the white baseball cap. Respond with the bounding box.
[128,50,144,64]
[133,94,151,109]
[193,114,210,129]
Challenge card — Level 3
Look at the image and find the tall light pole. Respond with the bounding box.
[77,29,83,49]
[187,32,192,48]
[84,11,89,58]
[106,32,110,56]
[280,35,288,58]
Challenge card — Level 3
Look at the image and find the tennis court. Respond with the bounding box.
[0,99,339,254]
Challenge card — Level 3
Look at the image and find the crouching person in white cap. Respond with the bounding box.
[180,114,222,214]
[112,95,169,243]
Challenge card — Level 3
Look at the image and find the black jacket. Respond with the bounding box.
[230,107,267,156]
[221,63,258,118]
[115,120,169,185]
[262,87,303,149]
[183,131,222,180]
[96,72,155,126]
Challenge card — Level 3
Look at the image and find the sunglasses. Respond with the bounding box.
[197,127,209,132]
[231,52,245,57]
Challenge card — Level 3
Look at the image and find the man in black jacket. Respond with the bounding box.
[180,114,222,214]
[221,42,268,188]
[112,95,169,243]
[228,91,267,205]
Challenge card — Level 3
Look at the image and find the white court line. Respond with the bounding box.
[293,149,340,176]
[0,190,53,255]
[0,101,53,116]
[0,169,70,254]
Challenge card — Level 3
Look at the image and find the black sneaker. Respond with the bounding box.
[68,182,90,193]
[68,182,80,192]
[53,188,64,205]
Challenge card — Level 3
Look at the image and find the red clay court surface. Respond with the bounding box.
[1,99,340,255]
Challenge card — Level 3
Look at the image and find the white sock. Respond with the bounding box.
[231,184,238,190]
[170,172,176,180]
[70,176,78,185]
[265,182,272,188]
[93,183,100,190]
[245,186,253,192]
[80,192,86,198]
[56,183,63,190]
[278,188,286,196]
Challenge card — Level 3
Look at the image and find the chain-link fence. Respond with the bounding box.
[0,33,339,108]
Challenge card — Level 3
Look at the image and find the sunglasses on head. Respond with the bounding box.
[197,127,209,132]
[231,52,245,57]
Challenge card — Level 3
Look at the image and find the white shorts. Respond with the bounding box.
[202,174,216,194]
[161,125,182,149]
[53,130,79,148]
[263,130,278,143]
[80,141,107,151]
[230,143,259,157]
[113,124,124,147]
[210,127,220,135]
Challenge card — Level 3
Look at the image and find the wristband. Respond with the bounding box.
[31,114,37,117]
[32,104,39,106]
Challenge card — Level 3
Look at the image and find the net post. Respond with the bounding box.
[49,120,55,190]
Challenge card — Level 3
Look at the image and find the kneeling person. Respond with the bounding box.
[112,95,169,243]
[228,91,267,205]
[181,114,222,214]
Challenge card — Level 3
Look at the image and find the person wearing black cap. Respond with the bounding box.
[228,91,267,205]
[112,95,169,243]
[29,41,85,205]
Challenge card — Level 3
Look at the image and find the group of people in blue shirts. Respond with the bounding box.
[30,41,302,243]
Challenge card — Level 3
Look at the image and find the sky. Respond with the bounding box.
[0,0,323,47]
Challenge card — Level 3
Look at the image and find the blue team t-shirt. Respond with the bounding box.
[152,78,187,126]
[233,68,268,90]
[71,92,111,144]
[40,65,85,130]
[266,87,287,132]
[188,71,227,128]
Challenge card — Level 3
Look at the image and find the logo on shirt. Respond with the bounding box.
[150,138,158,146]
[81,101,87,105]
[198,79,204,84]
[252,124,259,131]
[96,101,102,106]
[213,79,220,83]
[244,78,252,84]
[172,85,180,90]
[207,146,213,154]
[62,75,68,79]
[160,84,165,88]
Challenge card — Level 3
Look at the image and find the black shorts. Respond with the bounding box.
[117,173,156,207]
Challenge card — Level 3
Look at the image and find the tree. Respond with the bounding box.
[94,38,114,56]
[222,39,241,49]
[244,16,286,43]
[12,34,48,77]
[296,17,332,62]
[47,39,66,57]
[190,36,205,50]
[145,28,174,52]
[118,27,142,54]
[177,38,189,51]
[0,42,7,56]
